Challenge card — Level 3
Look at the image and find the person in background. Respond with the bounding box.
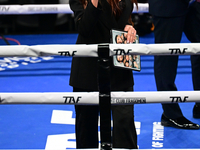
[148,0,200,129]
[69,0,138,149]
[184,0,200,119]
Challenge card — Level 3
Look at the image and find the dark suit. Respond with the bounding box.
[69,0,134,91]
[148,0,200,119]
[69,0,137,149]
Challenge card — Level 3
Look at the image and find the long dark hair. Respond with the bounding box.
[80,0,138,15]
[80,0,87,6]
[107,0,138,16]
[80,0,137,25]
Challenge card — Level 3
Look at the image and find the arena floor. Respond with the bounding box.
[0,32,200,149]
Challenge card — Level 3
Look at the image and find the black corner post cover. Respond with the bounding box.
[97,44,112,150]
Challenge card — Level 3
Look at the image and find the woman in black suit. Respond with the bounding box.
[69,0,138,149]
[148,0,200,129]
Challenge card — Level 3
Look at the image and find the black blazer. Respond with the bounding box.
[148,0,190,17]
[69,0,134,91]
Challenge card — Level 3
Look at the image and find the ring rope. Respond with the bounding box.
[0,3,148,14]
[0,43,199,57]
[0,91,200,104]
[0,43,200,104]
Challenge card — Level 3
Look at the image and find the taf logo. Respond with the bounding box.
[63,96,82,104]
[113,49,132,55]
[0,6,10,11]
[170,96,188,102]
[169,48,187,54]
[58,51,77,56]
[0,97,5,103]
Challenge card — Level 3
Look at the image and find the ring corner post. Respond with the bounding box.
[97,44,112,150]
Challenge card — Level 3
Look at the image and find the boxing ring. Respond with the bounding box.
[0,41,200,150]
[1,3,200,150]
[0,42,200,104]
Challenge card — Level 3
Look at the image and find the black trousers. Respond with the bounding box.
[73,87,137,149]
[153,2,200,119]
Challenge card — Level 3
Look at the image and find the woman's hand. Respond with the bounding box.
[91,0,98,8]
[124,25,137,44]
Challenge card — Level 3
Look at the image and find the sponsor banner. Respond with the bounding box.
[0,4,72,14]
[111,91,200,104]
[109,43,200,56]
[0,3,148,15]
[1,91,200,104]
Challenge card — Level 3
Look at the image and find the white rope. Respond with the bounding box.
[109,43,200,56]
[0,43,200,104]
[0,44,98,57]
[0,3,148,15]
[0,92,99,104]
[0,43,200,57]
[0,91,200,104]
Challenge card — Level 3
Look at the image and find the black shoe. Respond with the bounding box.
[161,114,200,129]
[193,104,200,118]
